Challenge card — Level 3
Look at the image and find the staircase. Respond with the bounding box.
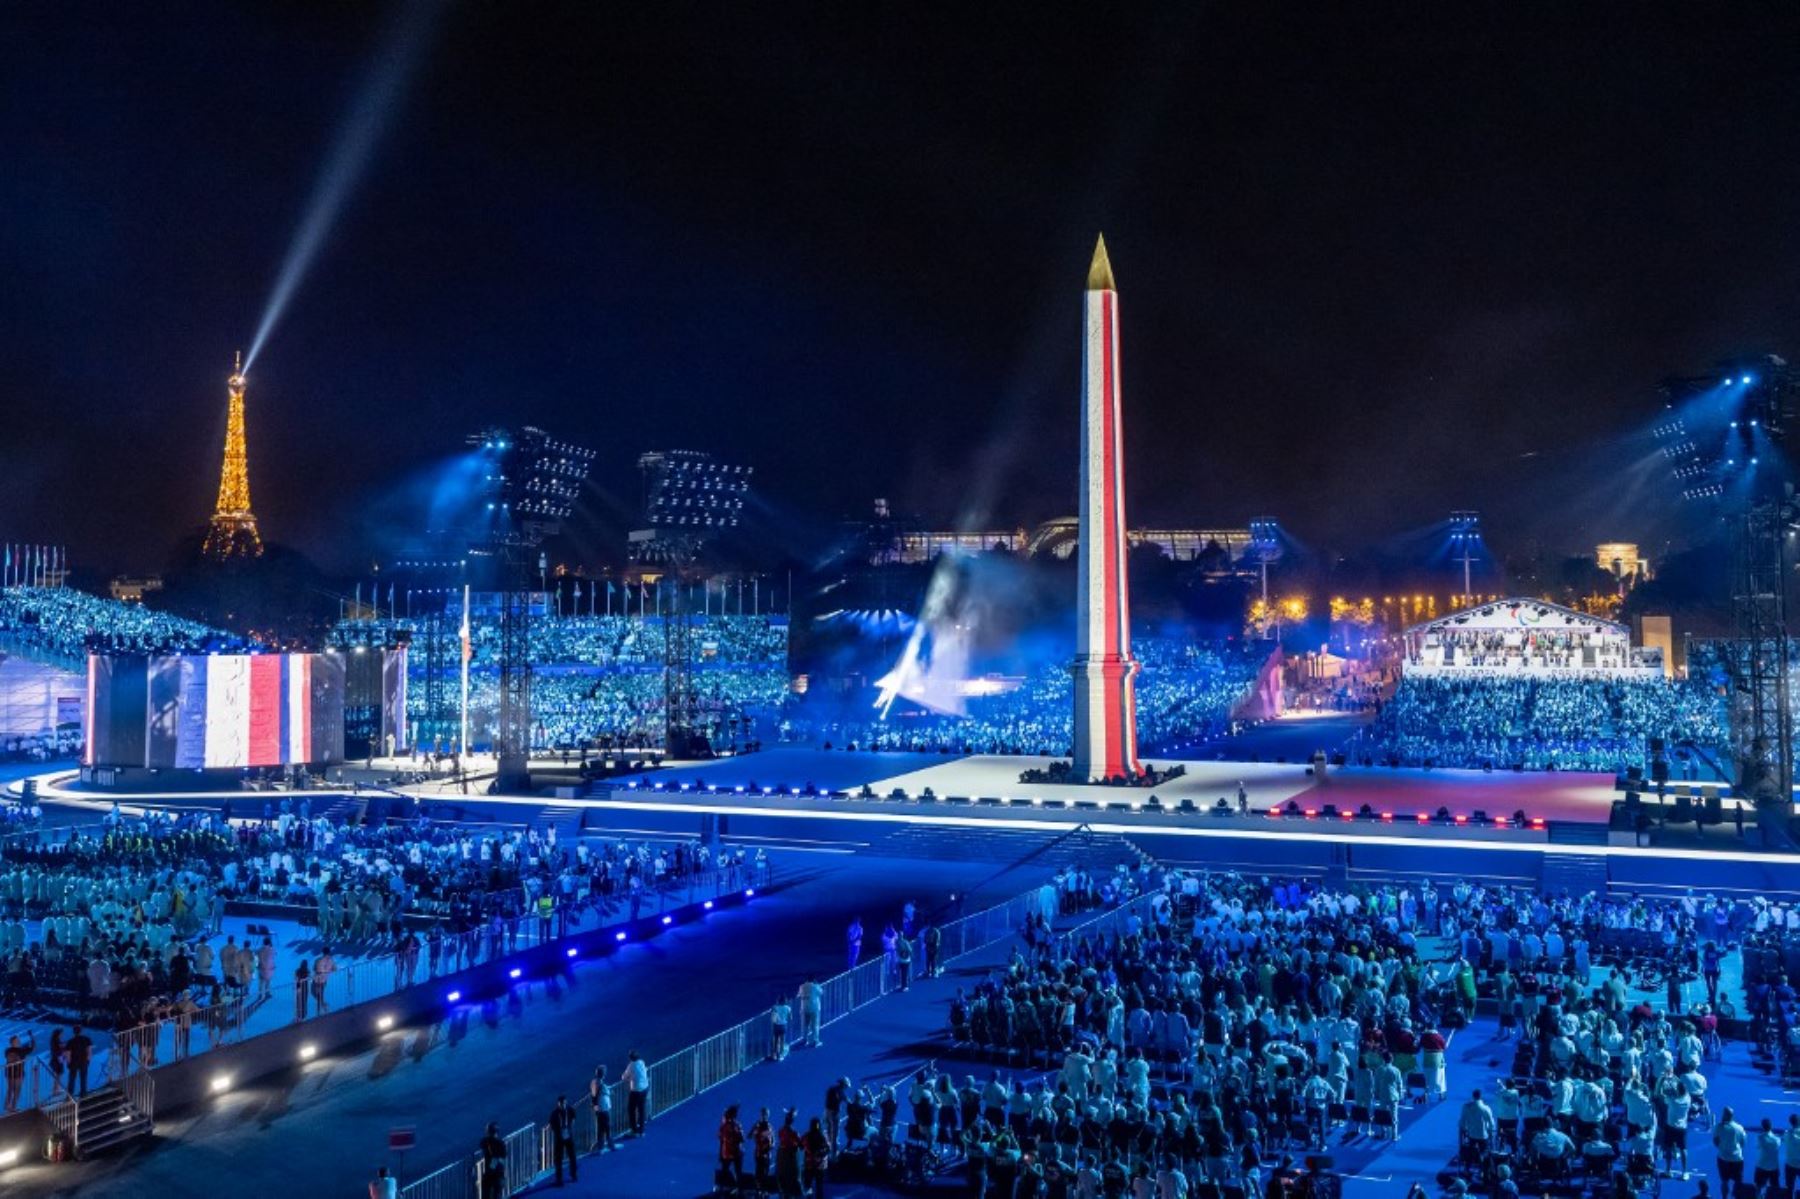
[310,794,368,825]
[870,824,1141,869]
[540,803,585,845]
[1541,821,1610,898]
[43,1076,154,1159]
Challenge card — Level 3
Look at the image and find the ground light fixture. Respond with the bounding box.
[376,1014,396,1031]
[211,1074,234,1094]
[298,1043,318,1061]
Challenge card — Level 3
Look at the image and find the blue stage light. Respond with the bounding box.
[508,967,522,979]
[446,990,462,1002]
[1742,375,1754,385]
[703,900,715,910]
[661,915,673,925]
[615,931,627,942]
[566,947,578,958]
[744,888,755,897]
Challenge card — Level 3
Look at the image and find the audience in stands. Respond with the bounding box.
[1360,673,1728,773]
[784,640,1263,759]
[716,868,1795,1197]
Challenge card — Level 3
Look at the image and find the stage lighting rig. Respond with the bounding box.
[466,424,595,792]
[1449,510,1481,600]
[1656,355,1794,504]
[635,449,752,532]
[1653,354,1798,846]
[1247,517,1282,603]
[630,450,755,759]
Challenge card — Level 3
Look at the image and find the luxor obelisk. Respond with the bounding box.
[1070,235,1142,781]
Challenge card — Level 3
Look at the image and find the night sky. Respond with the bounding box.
[8,4,1800,575]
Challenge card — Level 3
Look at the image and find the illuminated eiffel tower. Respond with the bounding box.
[202,351,264,559]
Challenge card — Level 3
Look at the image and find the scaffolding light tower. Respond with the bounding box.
[1656,355,1798,845]
[1449,510,1481,601]
[630,450,753,758]
[470,426,595,791]
[1247,517,1281,604]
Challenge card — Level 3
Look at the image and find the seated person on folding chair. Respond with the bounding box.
[1531,1124,1576,1179]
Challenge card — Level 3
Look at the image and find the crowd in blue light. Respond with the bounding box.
[1360,674,1730,772]
[0,587,231,659]
[782,640,1264,757]
[331,614,790,750]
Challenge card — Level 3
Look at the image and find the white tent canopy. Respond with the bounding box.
[1401,598,1658,676]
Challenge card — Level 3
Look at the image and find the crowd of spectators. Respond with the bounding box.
[1360,674,1730,773]
[0,586,235,659]
[784,640,1264,759]
[330,614,790,750]
[0,799,765,1046]
[0,728,80,763]
[697,865,1800,1199]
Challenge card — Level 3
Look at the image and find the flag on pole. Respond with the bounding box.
[460,594,473,664]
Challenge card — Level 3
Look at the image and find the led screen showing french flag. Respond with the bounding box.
[117,652,347,769]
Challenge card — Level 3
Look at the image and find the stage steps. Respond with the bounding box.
[867,824,1142,868]
[44,1081,154,1159]
[310,795,367,825]
[1541,851,1609,898]
[540,803,586,845]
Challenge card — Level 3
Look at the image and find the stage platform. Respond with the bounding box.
[616,747,1654,825]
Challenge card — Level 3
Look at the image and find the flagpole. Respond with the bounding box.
[459,584,472,756]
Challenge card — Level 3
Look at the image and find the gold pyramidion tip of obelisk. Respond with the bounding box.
[1086,234,1115,292]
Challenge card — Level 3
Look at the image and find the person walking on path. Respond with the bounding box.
[312,946,337,1012]
[478,1122,507,1199]
[776,1110,803,1198]
[368,1165,397,1199]
[547,1094,578,1185]
[3,1033,34,1112]
[1714,1106,1747,1195]
[799,977,824,1047]
[922,923,941,978]
[588,1064,615,1152]
[718,1103,746,1189]
[66,1026,91,1097]
[625,1050,651,1135]
[880,924,899,987]
[802,1115,832,1197]
[846,918,863,973]
[293,959,310,1021]
[771,996,792,1061]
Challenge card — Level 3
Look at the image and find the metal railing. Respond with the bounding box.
[398,881,1079,1198]
[30,1060,78,1155]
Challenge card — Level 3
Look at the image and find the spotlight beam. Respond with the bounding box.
[245,0,440,370]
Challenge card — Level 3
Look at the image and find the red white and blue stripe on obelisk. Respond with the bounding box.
[1072,239,1141,782]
